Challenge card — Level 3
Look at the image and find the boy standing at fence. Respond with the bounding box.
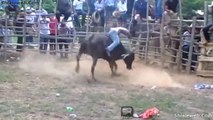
[39,13,50,54]
[49,14,58,55]
[58,22,70,58]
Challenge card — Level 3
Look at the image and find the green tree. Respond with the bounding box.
[42,0,56,13]
[182,0,212,18]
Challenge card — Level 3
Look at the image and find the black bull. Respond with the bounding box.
[75,34,135,81]
[56,0,72,22]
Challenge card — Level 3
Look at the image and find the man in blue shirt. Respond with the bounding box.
[5,0,20,19]
[134,0,147,19]
[104,0,117,22]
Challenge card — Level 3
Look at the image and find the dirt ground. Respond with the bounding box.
[0,51,213,120]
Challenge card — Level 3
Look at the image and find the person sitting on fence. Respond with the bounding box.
[73,0,86,28]
[115,0,128,26]
[58,22,70,58]
[202,23,213,44]
[154,0,162,22]
[39,13,50,54]
[182,26,198,71]
[93,0,105,27]
[134,0,147,20]
[106,23,131,57]
[5,0,20,20]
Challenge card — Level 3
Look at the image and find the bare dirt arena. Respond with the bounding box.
[0,50,213,120]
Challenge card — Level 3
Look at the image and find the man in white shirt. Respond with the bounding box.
[116,0,127,24]
[39,14,50,54]
[94,0,105,26]
[104,0,117,22]
[73,0,86,27]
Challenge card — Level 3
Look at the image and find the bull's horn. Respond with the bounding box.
[121,54,129,59]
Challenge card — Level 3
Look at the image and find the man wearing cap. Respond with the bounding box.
[5,0,20,19]
[39,13,50,54]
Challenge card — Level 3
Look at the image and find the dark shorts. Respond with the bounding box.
[6,5,18,11]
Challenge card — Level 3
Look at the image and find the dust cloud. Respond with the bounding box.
[18,50,75,77]
[124,62,184,88]
[18,50,184,88]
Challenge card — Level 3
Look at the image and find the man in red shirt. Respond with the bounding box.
[49,14,58,55]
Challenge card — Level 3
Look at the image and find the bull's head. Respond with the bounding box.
[121,52,135,70]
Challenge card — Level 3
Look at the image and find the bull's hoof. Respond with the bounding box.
[111,73,121,77]
[75,66,79,73]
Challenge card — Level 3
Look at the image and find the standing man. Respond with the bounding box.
[73,0,86,28]
[104,0,117,22]
[49,14,58,55]
[116,0,127,25]
[94,0,105,26]
[165,0,179,13]
[126,0,134,19]
[39,13,50,54]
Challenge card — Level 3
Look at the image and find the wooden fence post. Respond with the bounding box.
[23,2,26,51]
[144,0,150,64]
[186,17,196,73]
[177,0,183,71]
[160,0,165,67]
[4,15,8,61]
[204,1,208,26]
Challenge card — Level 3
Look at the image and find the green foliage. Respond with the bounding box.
[42,0,56,13]
[182,0,212,18]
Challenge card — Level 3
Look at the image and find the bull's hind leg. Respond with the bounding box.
[75,52,82,73]
[113,62,117,72]
[91,58,98,81]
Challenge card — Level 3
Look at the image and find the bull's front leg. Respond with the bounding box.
[108,61,117,76]
[91,58,98,81]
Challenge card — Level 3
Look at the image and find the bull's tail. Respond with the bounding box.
[75,41,88,73]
